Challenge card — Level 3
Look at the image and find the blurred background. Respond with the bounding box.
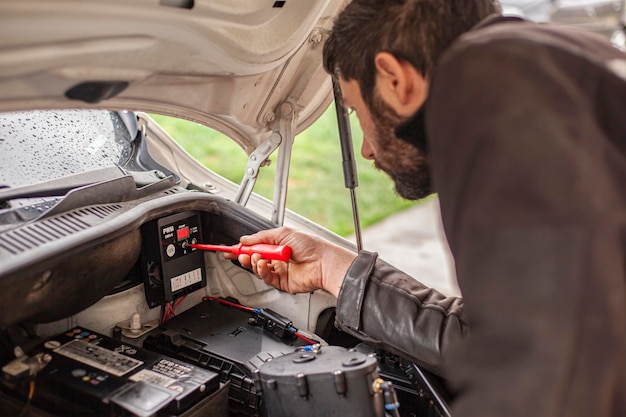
[153,0,626,237]
[153,105,415,238]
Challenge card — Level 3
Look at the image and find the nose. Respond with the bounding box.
[361,136,375,160]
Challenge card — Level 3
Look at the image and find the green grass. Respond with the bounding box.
[151,104,416,236]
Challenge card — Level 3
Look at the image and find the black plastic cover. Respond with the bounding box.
[258,346,383,417]
[144,299,307,416]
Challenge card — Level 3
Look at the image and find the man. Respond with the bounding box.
[228,0,626,415]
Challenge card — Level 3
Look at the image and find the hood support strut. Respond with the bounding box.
[234,102,296,226]
[234,135,281,207]
[270,102,296,225]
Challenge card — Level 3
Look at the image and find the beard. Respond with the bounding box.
[369,92,432,200]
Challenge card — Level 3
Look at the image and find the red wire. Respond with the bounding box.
[161,302,172,324]
[161,304,169,324]
[202,296,317,345]
[294,331,316,345]
[203,295,255,312]
[173,295,187,309]
[162,295,188,324]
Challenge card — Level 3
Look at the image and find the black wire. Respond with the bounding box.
[381,381,401,417]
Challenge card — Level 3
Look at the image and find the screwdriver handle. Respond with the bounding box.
[188,242,291,262]
[233,243,292,262]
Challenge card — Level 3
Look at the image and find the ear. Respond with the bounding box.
[374,52,428,116]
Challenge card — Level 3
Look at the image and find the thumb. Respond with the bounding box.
[239,228,281,245]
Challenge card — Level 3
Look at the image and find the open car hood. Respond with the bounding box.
[0,0,345,153]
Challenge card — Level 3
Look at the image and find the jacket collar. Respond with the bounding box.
[394,14,523,151]
[472,13,524,30]
[394,104,429,152]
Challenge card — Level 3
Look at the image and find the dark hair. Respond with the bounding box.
[323,0,501,106]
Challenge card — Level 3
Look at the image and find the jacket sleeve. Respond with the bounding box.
[334,250,467,375]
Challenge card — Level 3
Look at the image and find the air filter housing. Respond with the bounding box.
[257,346,384,417]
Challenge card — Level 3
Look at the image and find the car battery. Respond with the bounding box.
[257,346,384,417]
[1,328,221,417]
[143,298,309,416]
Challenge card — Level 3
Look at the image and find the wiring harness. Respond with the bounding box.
[202,296,317,345]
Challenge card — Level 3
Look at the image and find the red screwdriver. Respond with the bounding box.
[187,242,292,262]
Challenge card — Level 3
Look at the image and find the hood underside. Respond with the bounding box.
[0,0,346,152]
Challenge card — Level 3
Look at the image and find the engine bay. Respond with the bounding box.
[0,188,451,417]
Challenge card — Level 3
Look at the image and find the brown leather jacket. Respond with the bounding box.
[336,251,466,375]
[335,16,626,417]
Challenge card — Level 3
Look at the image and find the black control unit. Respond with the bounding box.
[141,211,206,307]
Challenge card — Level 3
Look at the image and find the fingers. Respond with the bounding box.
[239,226,292,246]
[223,252,238,261]
[242,253,287,289]
[228,254,280,288]
[224,227,309,294]
[257,261,275,281]
[239,230,273,245]
[232,253,251,268]
[250,253,269,277]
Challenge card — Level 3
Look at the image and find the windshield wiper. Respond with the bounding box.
[0,166,127,204]
[0,167,177,228]
[0,166,174,204]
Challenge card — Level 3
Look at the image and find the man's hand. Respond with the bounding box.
[224,227,356,297]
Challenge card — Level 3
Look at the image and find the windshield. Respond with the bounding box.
[0,109,134,189]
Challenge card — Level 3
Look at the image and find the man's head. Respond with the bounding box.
[324,0,500,108]
[324,0,500,199]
